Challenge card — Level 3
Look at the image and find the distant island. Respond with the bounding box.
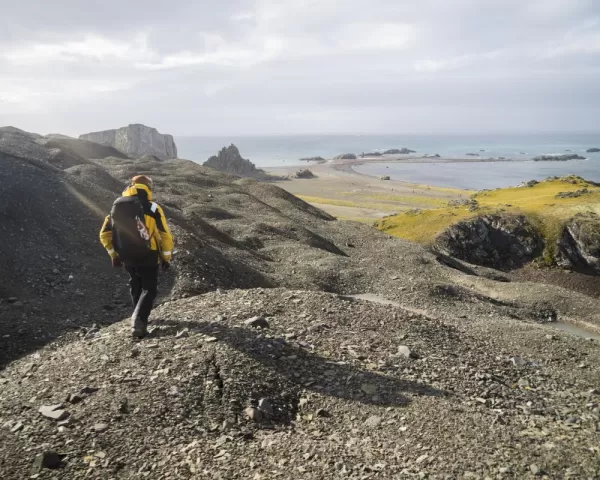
[383,148,416,154]
[533,154,586,162]
[587,147,600,153]
[334,153,357,160]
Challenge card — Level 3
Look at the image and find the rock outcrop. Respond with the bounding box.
[586,147,600,153]
[533,154,585,161]
[294,169,316,179]
[79,124,177,160]
[334,153,357,160]
[203,144,267,178]
[435,214,544,269]
[556,212,600,272]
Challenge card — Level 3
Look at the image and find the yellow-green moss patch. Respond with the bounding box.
[375,178,600,248]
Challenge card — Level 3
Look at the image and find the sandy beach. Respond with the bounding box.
[266,156,473,222]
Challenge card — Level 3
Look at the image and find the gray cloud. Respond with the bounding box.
[1,0,599,135]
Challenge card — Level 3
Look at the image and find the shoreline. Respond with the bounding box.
[265,157,471,222]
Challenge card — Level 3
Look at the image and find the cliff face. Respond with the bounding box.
[79,124,177,159]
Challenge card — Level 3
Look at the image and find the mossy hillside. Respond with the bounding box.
[376,177,600,249]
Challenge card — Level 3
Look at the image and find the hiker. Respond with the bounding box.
[100,175,174,338]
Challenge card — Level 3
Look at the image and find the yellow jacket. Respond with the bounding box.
[100,183,174,264]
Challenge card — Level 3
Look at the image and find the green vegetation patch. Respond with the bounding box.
[375,177,600,250]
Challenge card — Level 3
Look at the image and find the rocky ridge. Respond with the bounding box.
[79,124,177,160]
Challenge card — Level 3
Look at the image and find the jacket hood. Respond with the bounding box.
[122,183,153,201]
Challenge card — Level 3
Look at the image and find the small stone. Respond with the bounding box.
[222,419,235,431]
[258,398,274,416]
[397,345,418,359]
[361,384,377,395]
[39,405,69,421]
[168,386,180,396]
[92,423,109,433]
[416,454,429,464]
[545,334,555,340]
[215,435,231,447]
[118,399,129,414]
[32,451,62,471]
[530,464,541,476]
[316,408,331,418]
[66,394,83,404]
[204,336,218,343]
[10,422,24,433]
[517,379,530,388]
[498,467,510,474]
[244,316,270,329]
[510,356,527,367]
[80,386,99,395]
[245,407,262,422]
[364,415,382,428]
[175,328,189,338]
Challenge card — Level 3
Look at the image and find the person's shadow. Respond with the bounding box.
[149,319,446,424]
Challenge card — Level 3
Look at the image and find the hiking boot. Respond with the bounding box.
[131,317,148,339]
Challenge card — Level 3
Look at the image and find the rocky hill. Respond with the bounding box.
[79,124,177,160]
[1,128,600,478]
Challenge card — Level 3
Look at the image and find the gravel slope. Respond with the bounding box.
[0,289,598,478]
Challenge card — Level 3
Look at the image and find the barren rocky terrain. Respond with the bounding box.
[0,128,599,478]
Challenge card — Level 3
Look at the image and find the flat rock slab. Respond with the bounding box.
[38,405,69,421]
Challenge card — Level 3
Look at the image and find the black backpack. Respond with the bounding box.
[111,196,152,263]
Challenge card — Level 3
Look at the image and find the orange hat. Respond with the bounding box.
[131,175,153,189]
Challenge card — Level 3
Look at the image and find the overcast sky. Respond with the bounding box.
[1,0,599,136]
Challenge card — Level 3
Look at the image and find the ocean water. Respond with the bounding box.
[176,133,600,189]
[355,157,600,190]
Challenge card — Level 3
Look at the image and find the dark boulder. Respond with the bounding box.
[556,213,600,273]
[586,147,600,153]
[295,169,316,179]
[435,214,544,269]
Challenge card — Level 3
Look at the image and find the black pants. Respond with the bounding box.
[125,265,159,325]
